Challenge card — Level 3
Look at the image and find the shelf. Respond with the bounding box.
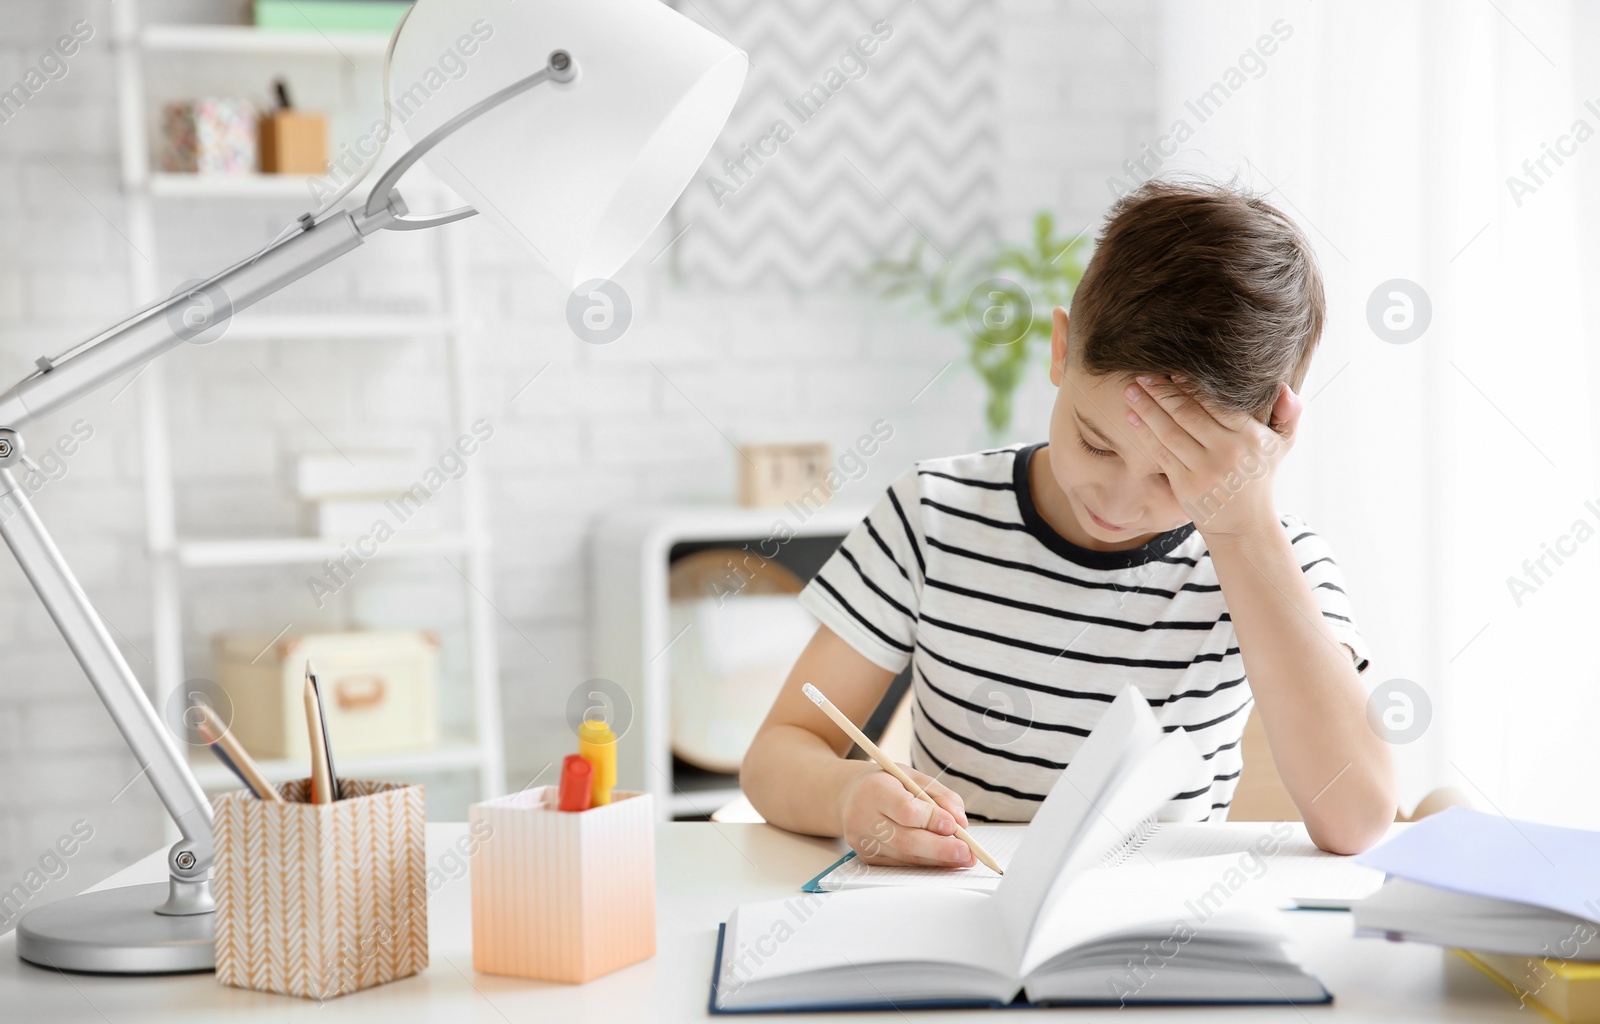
[146,173,323,199]
[140,23,391,57]
[189,742,489,789]
[224,314,461,341]
[174,532,482,568]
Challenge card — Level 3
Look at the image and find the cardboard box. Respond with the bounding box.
[259,110,327,174]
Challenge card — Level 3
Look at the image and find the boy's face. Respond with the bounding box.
[1043,308,1190,547]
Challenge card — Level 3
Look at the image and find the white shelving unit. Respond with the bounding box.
[110,2,505,814]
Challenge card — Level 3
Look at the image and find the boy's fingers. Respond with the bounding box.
[1270,383,1302,442]
[859,822,975,868]
[916,775,970,829]
[1123,385,1194,472]
[1139,376,1226,443]
[894,765,967,831]
[880,782,957,836]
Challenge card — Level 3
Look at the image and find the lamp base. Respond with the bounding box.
[15,883,215,974]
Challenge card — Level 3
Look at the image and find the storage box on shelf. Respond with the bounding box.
[214,630,440,759]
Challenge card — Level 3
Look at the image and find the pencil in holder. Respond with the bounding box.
[469,787,655,983]
[213,778,427,1000]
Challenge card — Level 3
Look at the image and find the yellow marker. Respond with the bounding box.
[577,719,617,806]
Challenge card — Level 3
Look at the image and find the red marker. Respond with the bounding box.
[558,754,593,812]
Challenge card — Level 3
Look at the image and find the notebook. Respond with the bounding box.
[710,688,1332,1013]
[1456,948,1600,1024]
[804,820,1387,909]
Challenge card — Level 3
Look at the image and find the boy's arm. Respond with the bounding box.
[1206,526,1395,854]
[1123,376,1397,854]
[742,624,976,867]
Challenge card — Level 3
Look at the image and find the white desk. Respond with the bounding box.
[0,823,1529,1022]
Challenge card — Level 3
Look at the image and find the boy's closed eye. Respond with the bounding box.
[1074,413,1120,458]
[1077,435,1115,458]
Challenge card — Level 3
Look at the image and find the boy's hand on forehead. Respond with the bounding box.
[1121,374,1301,539]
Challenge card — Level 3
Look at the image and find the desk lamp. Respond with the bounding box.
[8,0,744,973]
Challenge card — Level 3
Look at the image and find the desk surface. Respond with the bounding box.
[0,822,1528,1022]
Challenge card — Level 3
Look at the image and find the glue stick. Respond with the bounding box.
[577,719,617,806]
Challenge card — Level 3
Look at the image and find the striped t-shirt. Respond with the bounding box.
[797,443,1370,823]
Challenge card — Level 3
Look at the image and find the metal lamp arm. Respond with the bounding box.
[363,50,576,227]
[0,51,575,900]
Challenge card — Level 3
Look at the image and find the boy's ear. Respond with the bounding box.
[1049,307,1070,387]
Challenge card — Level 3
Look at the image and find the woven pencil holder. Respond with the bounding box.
[468,787,656,983]
[213,778,427,1000]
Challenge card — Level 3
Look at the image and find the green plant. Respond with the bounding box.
[872,211,1089,437]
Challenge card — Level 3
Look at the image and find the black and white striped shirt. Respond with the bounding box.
[798,443,1370,823]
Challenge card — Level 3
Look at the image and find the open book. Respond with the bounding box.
[711,688,1330,1013]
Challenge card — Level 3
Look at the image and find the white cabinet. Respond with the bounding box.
[590,504,869,820]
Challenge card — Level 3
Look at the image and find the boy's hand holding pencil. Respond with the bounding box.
[839,761,975,868]
[804,683,998,873]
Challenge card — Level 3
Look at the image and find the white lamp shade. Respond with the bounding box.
[389,0,746,288]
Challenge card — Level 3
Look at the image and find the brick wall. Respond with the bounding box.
[0,0,1156,922]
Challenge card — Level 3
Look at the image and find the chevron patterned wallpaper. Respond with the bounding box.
[668,0,999,289]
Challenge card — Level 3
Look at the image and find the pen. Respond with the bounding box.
[309,661,339,801]
[304,663,336,804]
[802,682,1004,876]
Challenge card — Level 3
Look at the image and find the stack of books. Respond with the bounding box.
[1353,807,1600,1023]
[254,0,411,34]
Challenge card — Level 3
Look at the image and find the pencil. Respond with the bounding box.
[196,704,284,803]
[801,682,1003,875]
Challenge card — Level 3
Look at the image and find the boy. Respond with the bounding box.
[742,179,1396,863]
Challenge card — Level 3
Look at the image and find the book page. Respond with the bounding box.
[1121,823,1386,906]
[815,822,1384,906]
[1018,857,1293,981]
[991,689,1182,949]
[717,887,1016,1008]
[817,826,1024,891]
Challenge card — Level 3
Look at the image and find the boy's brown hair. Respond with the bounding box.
[1069,178,1325,417]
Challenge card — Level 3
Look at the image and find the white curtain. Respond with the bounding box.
[1156,0,1600,826]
